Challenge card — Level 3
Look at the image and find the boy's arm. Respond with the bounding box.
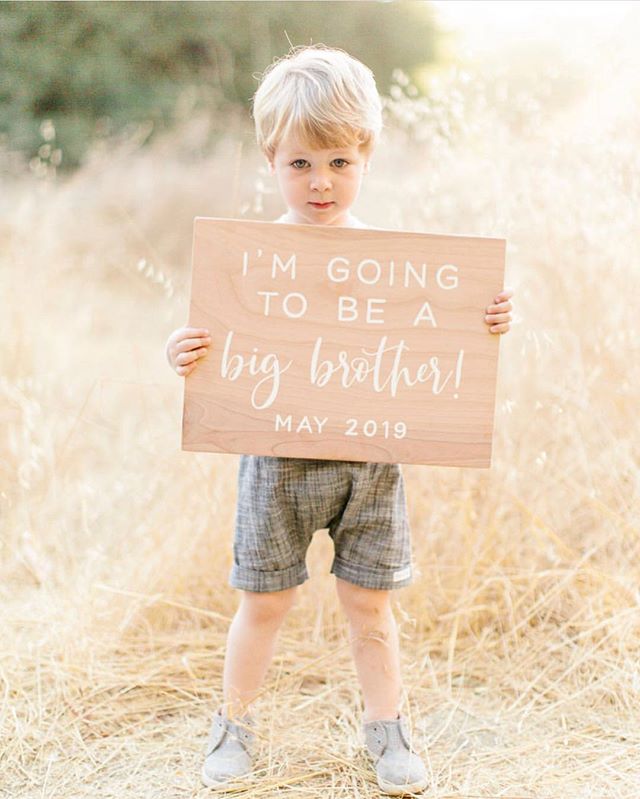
[484,288,514,334]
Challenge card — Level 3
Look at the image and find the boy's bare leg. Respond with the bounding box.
[335,578,403,722]
[221,586,298,719]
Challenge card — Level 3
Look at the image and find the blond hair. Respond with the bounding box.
[252,44,383,161]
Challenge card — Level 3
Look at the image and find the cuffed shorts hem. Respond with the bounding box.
[229,561,309,593]
[330,555,413,590]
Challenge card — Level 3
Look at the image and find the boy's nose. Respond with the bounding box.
[310,171,332,191]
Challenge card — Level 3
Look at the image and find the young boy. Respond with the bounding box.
[166,45,514,795]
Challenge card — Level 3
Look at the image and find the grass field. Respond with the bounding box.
[2,12,639,798]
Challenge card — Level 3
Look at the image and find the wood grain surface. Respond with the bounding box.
[182,217,505,467]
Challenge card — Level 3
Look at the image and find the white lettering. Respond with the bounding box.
[337,296,386,324]
[282,292,307,319]
[271,252,296,279]
[257,290,278,316]
[309,335,465,398]
[412,301,438,327]
[220,330,292,410]
[326,256,431,288]
[367,298,386,324]
[275,414,292,431]
[338,296,358,321]
[403,261,427,288]
[357,258,382,285]
[274,415,329,434]
[436,264,458,289]
[327,256,350,282]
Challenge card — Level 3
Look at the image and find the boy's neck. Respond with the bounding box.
[275,211,367,229]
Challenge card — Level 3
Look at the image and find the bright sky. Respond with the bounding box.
[430,0,638,59]
[427,1,640,149]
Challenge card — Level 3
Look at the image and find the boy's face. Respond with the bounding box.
[267,134,371,226]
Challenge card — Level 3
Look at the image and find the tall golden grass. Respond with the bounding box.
[2,21,639,799]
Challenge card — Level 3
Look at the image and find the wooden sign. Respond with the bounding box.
[182,218,505,467]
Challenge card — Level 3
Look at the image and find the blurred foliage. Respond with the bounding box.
[0,0,441,173]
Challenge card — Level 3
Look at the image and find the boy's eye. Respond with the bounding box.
[291,158,349,169]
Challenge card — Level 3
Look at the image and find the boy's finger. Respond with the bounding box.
[485,312,511,324]
[177,336,212,352]
[486,301,512,314]
[177,348,208,366]
[494,288,514,303]
[174,328,210,343]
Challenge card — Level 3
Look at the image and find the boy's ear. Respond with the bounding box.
[363,160,371,175]
[267,159,275,176]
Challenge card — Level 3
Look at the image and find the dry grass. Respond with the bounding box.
[2,17,640,799]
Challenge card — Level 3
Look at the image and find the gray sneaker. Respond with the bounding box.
[363,714,429,796]
[201,708,256,790]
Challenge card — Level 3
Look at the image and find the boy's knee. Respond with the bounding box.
[240,585,298,622]
[336,578,391,616]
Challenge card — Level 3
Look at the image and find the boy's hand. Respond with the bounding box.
[165,326,212,377]
[484,288,514,334]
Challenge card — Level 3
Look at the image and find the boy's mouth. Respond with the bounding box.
[309,201,334,209]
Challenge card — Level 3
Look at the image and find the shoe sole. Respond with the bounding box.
[377,775,429,795]
[201,764,252,791]
[365,751,429,795]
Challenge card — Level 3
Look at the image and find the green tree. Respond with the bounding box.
[0,1,441,172]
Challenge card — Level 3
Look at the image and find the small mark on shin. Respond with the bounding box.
[353,628,389,648]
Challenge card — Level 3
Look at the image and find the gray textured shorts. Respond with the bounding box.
[229,455,413,593]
